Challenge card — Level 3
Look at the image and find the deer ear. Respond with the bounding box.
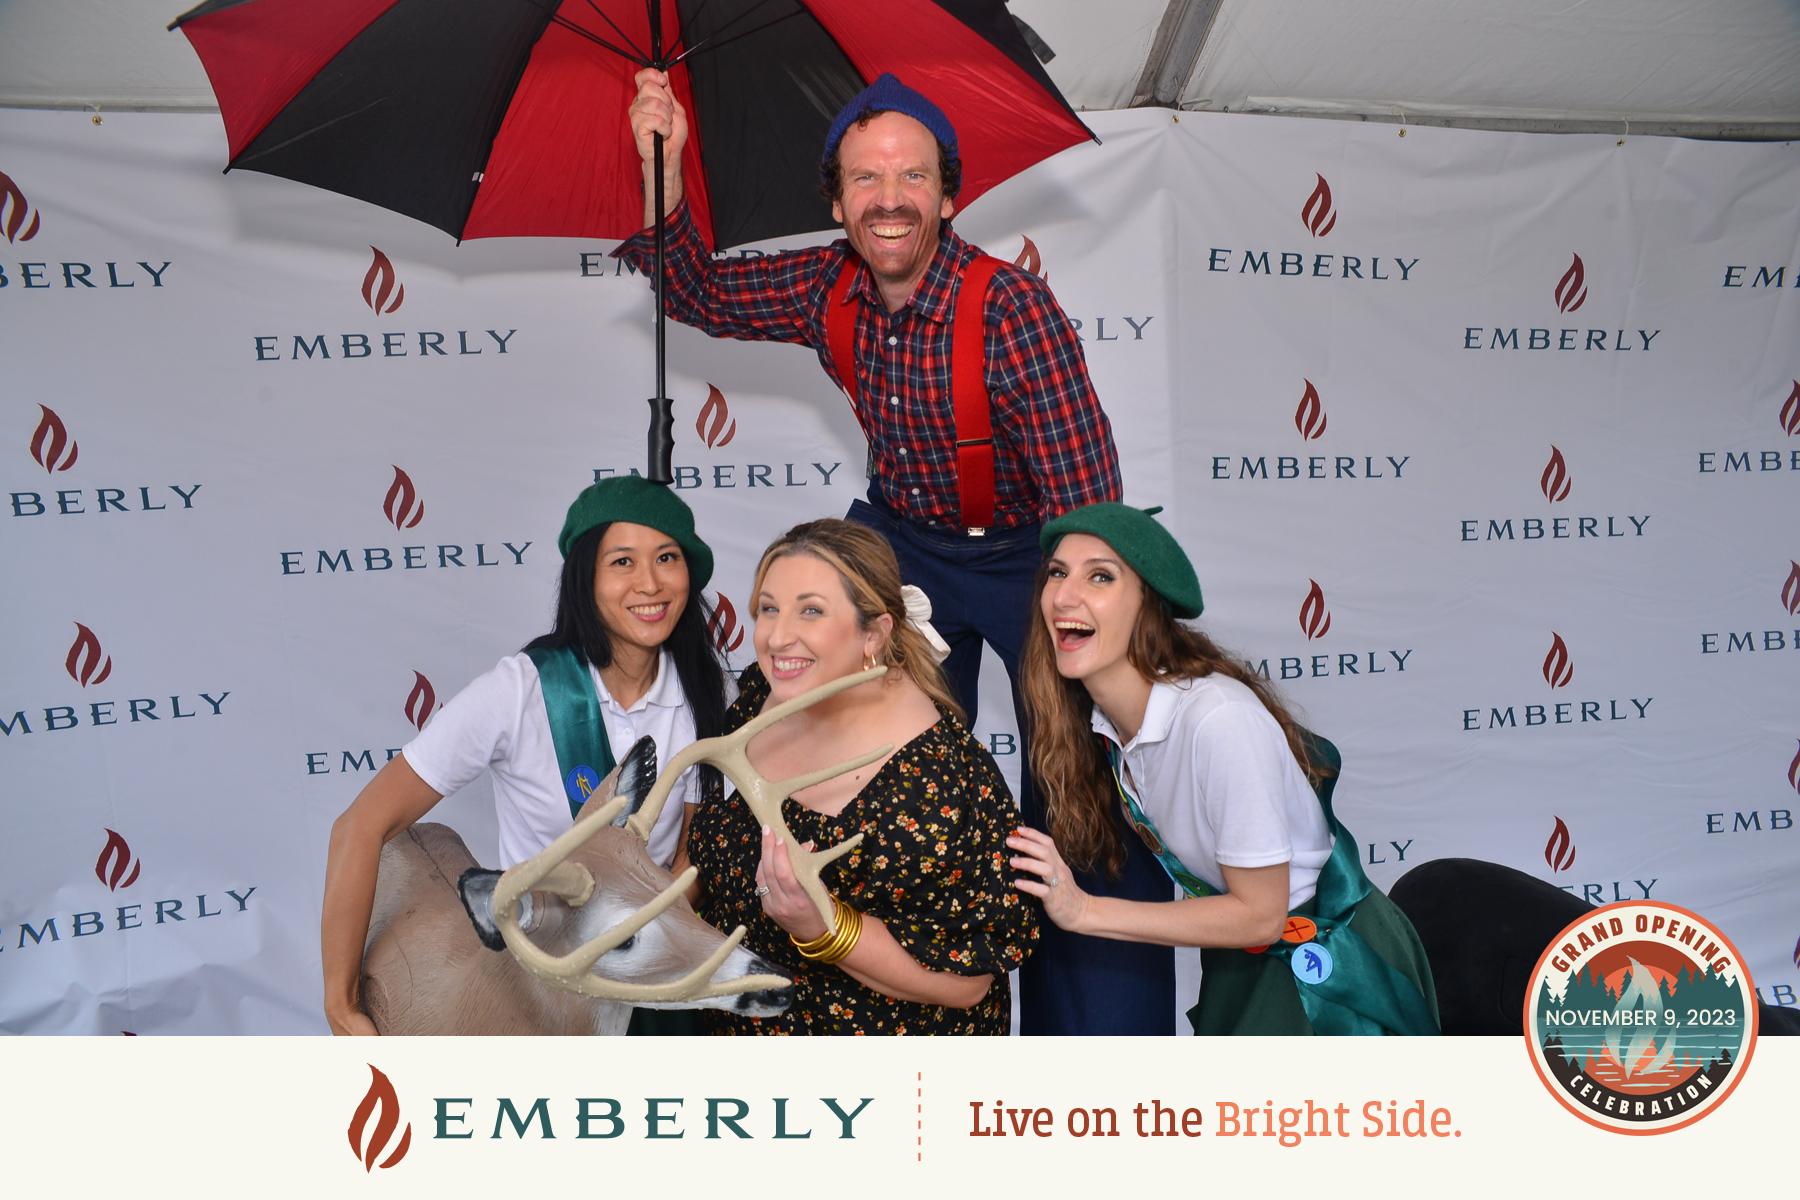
[613,736,659,827]
[458,868,509,951]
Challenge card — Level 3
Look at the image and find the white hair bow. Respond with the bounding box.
[900,584,952,664]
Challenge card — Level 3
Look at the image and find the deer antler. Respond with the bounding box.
[628,666,889,923]
[489,667,889,1001]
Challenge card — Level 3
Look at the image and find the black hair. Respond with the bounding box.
[819,109,963,203]
[523,524,728,801]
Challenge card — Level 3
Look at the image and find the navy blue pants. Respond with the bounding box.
[848,493,1174,1035]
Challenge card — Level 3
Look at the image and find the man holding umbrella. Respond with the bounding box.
[620,69,1173,1036]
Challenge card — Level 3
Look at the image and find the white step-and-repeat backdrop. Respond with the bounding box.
[2,107,1794,1033]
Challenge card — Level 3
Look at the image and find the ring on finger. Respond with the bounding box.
[753,885,771,898]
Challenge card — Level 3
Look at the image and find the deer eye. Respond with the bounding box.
[615,934,637,952]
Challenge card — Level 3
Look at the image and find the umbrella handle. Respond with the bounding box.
[648,396,674,483]
[648,127,673,485]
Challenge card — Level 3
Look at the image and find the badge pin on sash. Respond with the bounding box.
[565,765,601,809]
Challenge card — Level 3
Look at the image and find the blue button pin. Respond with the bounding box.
[1291,942,1333,985]
[565,765,601,808]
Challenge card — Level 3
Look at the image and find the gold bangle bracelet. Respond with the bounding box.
[792,897,862,964]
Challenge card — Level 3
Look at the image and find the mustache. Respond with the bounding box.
[861,205,921,222]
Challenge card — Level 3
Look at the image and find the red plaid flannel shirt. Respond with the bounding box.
[616,202,1121,530]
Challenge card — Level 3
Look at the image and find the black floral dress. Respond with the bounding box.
[689,666,1037,1035]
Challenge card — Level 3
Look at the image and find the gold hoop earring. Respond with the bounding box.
[863,652,877,671]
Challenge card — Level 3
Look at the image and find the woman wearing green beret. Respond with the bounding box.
[1007,502,1438,1035]
[321,477,730,1036]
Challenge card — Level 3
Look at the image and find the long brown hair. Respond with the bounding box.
[1020,557,1332,877]
[751,519,964,723]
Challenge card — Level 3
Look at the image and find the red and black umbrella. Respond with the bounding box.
[170,0,1094,477]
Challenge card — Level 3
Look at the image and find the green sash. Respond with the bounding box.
[525,645,616,821]
[1106,732,1438,1036]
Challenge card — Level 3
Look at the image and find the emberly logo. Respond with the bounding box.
[1703,740,1793,837]
[1298,580,1331,640]
[2,169,42,243]
[305,668,431,776]
[1,168,172,292]
[596,384,843,492]
[95,828,142,891]
[1697,380,1800,476]
[11,404,203,519]
[2,623,232,737]
[1210,378,1411,484]
[280,464,531,576]
[1013,235,1046,280]
[1699,560,1800,657]
[1463,251,1660,353]
[383,466,425,529]
[65,622,113,687]
[1461,631,1652,732]
[708,593,746,656]
[29,405,76,473]
[2,830,257,956]
[1301,175,1337,238]
[404,671,439,731]
[349,1065,413,1172]
[1554,253,1588,314]
[1209,172,1416,283]
[253,246,514,362]
[1460,446,1648,542]
[696,385,737,449]
[362,247,405,314]
[1544,816,1576,873]
[1246,580,1413,681]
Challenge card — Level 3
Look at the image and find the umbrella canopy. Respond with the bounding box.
[170,0,1094,250]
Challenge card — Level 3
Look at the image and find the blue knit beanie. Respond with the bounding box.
[821,73,959,185]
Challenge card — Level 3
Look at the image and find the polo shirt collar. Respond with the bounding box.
[1088,678,1183,751]
[839,225,970,325]
[591,648,682,716]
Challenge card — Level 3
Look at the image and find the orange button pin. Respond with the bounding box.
[1281,916,1318,943]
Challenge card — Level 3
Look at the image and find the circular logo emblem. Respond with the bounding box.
[1291,942,1333,984]
[1524,901,1757,1134]
[564,765,601,808]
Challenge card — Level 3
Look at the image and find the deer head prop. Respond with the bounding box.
[486,666,892,1004]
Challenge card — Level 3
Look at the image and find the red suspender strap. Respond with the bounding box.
[826,256,860,406]
[826,251,1002,531]
[951,256,1003,532]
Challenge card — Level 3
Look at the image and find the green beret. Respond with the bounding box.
[1040,502,1203,619]
[557,477,713,592]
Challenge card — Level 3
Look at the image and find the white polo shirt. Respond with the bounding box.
[403,649,705,869]
[1091,674,1333,910]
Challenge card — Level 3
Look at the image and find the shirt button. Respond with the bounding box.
[911,487,921,495]
[897,447,907,456]
[888,394,899,406]
[887,336,898,346]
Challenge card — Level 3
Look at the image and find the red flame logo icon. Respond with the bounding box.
[1542,632,1573,690]
[94,828,142,891]
[696,383,737,449]
[361,246,405,315]
[1301,174,1337,238]
[1293,379,1327,440]
[65,622,113,688]
[348,1064,412,1172]
[1,169,41,244]
[1554,253,1588,313]
[403,671,438,731]
[708,593,745,654]
[1788,739,1800,796]
[29,404,79,474]
[1782,562,1800,616]
[382,466,424,530]
[1780,380,1800,436]
[1792,931,1798,970]
[1544,816,1576,873]
[1298,580,1332,641]
[1539,445,1571,503]
[1013,235,1046,280]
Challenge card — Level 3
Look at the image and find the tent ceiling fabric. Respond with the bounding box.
[1,1,1797,129]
